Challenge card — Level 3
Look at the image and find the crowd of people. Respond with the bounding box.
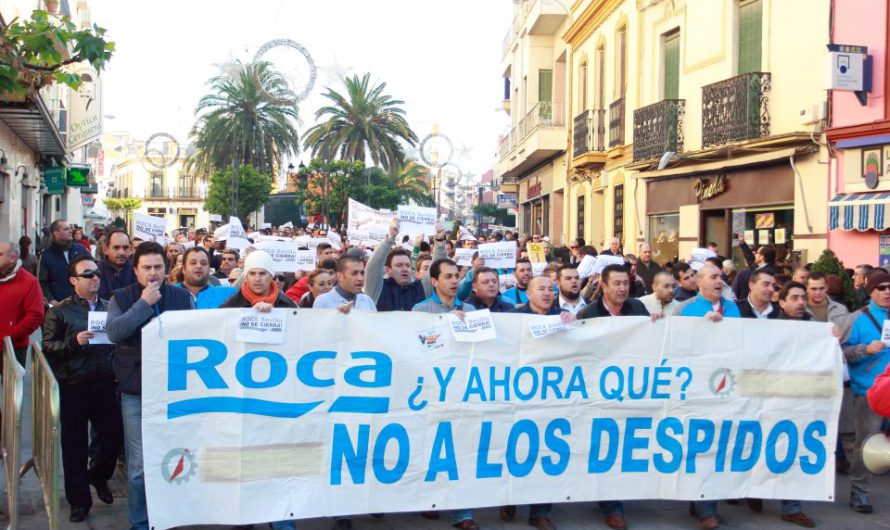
[0,216,889,530]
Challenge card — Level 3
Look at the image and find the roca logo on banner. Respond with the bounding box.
[165,339,392,419]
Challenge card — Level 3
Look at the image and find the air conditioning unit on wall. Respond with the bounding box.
[800,102,827,126]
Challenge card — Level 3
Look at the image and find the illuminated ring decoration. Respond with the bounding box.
[253,39,317,104]
[143,133,180,170]
[420,133,453,167]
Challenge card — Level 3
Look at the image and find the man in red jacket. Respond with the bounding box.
[868,364,890,418]
[0,241,45,365]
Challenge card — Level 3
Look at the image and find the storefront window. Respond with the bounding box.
[730,207,794,269]
[649,214,679,265]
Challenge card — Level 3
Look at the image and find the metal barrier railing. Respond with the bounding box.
[1,337,26,530]
[21,341,61,530]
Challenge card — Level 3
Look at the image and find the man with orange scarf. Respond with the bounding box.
[219,250,296,530]
[221,250,296,312]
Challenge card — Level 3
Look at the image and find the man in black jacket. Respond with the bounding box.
[97,229,137,301]
[42,255,123,523]
[578,264,650,320]
[736,270,779,319]
[107,242,192,530]
[575,264,650,530]
[731,234,778,301]
[38,219,89,305]
[465,267,515,312]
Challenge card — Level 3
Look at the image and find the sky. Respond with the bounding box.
[89,0,513,182]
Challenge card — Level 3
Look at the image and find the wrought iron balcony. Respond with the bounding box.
[572,109,606,158]
[701,72,770,147]
[609,98,625,147]
[145,186,206,199]
[633,99,685,162]
[518,101,565,140]
[499,132,512,160]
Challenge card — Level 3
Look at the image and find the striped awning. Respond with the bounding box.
[829,192,890,231]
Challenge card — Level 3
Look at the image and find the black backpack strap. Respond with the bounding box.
[862,306,884,333]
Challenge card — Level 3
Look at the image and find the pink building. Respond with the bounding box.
[827,0,890,267]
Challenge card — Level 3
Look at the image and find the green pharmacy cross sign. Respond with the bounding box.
[66,165,91,187]
[44,167,66,195]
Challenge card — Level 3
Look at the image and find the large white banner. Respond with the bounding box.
[142,312,842,530]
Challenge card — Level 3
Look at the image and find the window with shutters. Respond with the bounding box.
[596,45,605,109]
[616,26,627,97]
[539,69,553,119]
[614,184,624,242]
[663,30,680,100]
[738,0,762,74]
[577,195,585,241]
[580,62,588,110]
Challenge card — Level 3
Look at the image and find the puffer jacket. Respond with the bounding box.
[41,294,115,387]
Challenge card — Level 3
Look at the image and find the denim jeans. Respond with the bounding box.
[121,394,148,530]
[780,500,801,515]
[270,520,296,530]
[450,509,474,524]
[693,500,718,520]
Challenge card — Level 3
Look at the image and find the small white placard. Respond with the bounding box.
[448,309,497,343]
[256,241,315,272]
[398,205,437,236]
[133,213,166,243]
[531,262,547,277]
[236,308,287,344]
[529,314,570,339]
[577,255,598,279]
[455,248,475,267]
[882,320,890,346]
[87,311,112,344]
[592,255,626,275]
[478,241,518,269]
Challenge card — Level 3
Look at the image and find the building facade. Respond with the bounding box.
[108,138,211,234]
[0,0,100,242]
[498,0,571,243]
[825,0,890,268]
[562,0,830,266]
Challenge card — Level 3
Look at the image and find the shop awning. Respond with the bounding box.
[829,192,890,231]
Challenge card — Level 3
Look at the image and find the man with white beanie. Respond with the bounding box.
[221,250,295,312]
[219,250,296,530]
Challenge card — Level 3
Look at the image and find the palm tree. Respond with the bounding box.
[303,73,417,171]
[187,61,301,177]
[387,162,434,206]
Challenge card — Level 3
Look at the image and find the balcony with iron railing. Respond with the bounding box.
[498,101,567,181]
[144,186,207,200]
[633,99,685,162]
[609,98,625,147]
[701,72,771,148]
[572,109,606,158]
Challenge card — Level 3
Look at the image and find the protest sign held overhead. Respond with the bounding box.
[133,212,166,242]
[347,198,393,242]
[478,241,517,269]
[398,205,437,236]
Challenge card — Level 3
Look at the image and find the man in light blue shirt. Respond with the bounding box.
[175,247,236,309]
[314,255,377,312]
[502,258,532,306]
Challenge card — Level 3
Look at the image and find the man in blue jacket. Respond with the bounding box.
[38,219,89,305]
[677,264,741,319]
[107,242,192,530]
[841,270,890,514]
[677,263,740,529]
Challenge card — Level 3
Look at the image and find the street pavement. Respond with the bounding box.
[6,375,890,530]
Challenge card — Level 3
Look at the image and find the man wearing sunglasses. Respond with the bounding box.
[42,255,123,522]
[841,270,890,514]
